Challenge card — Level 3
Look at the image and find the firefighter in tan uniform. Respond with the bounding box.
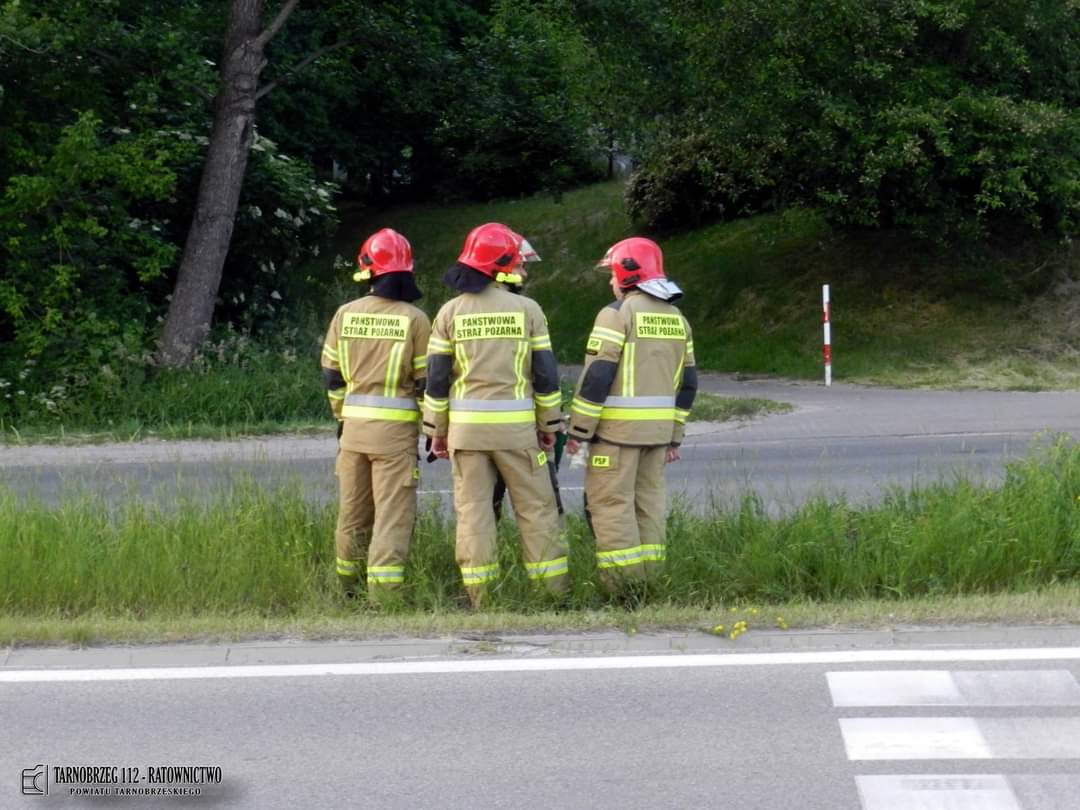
[566,237,698,593]
[321,228,431,601]
[423,222,567,607]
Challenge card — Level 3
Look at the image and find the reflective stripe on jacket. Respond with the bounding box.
[423,284,561,451]
[568,290,696,446]
[321,295,431,454]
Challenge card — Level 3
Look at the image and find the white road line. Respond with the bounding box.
[856,775,1021,810]
[842,717,993,760]
[859,775,1080,810]
[829,670,1080,707]
[841,717,1080,760]
[4,647,1080,683]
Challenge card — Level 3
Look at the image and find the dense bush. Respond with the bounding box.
[627,0,1080,243]
[0,117,337,427]
[626,134,780,231]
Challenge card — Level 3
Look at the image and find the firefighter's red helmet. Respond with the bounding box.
[597,237,665,287]
[457,222,522,278]
[354,228,413,281]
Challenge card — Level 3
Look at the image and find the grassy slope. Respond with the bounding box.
[6,180,1078,441]
[343,181,1080,389]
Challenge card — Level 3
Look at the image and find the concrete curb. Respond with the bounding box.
[3,624,1080,671]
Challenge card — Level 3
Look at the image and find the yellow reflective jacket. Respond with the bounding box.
[568,290,697,447]
[423,283,561,451]
[321,294,431,454]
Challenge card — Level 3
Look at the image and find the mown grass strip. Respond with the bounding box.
[687,393,793,423]
[4,585,1080,647]
[3,440,1079,636]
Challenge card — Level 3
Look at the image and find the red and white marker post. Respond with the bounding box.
[823,284,832,386]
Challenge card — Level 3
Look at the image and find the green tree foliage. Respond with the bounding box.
[627,0,1080,243]
[0,0,337,422]
[430,0,601,198]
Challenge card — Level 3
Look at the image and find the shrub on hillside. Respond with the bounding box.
[625,134,779,231]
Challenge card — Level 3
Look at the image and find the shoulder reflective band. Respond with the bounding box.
[453,312,525,340]
[341,313,409,341]
[635,312,686,340]
[591,455,610,468]
[529,334,552,350]
[589,326,625,347]
[428,336,453,354]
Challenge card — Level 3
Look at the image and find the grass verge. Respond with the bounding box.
[3,586,1080,647]
[3,439,1080,644]
[688,393,793,422]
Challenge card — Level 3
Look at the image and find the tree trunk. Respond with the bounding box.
[158,0,266,367]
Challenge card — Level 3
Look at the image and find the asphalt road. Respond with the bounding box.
[4,636,1080,809]
[2,376,1079,512]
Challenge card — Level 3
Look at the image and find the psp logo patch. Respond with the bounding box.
[22,764,48,796]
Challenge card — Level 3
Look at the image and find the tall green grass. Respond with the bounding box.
[4,440,1079,617]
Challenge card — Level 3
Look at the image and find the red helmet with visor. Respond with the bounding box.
[354,228,413,282]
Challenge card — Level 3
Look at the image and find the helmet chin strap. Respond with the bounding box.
[494,271,522,285]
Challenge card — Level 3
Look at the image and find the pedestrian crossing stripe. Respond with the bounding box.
[828,670,1080,707]
[831,669,1080,810]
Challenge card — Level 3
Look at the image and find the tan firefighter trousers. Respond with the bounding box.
[451,448,568,606]
[584,441,667,590]
[335,448,418,594]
